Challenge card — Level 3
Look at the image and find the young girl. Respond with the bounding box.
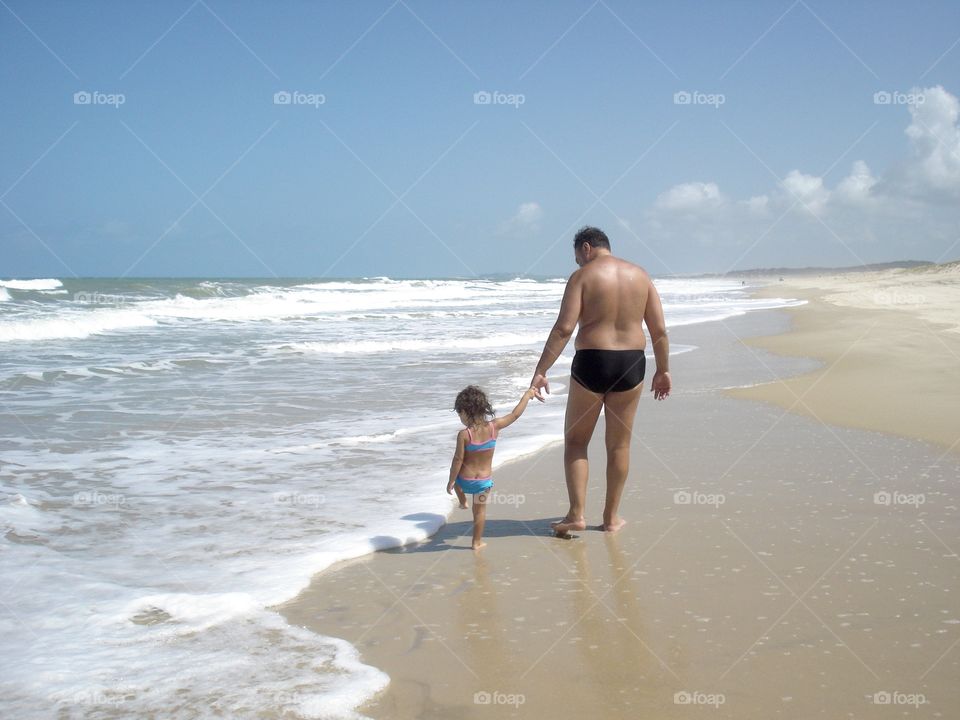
[447,385,536,550]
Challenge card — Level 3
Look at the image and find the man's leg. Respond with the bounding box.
[552,378,603,536]
[600,383,643,531]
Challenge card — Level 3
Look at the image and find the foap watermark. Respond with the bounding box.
[473,90,525,108]
[54,688,131,708]
[674,489,725,507]
[273,90,326,108]
[74,291,129,306]
[873,290,926,306]
[870,690,928,707]
[873,90,924,106]
[74,90,125,108]
[874,490,925,507]
[674,690,726,707]
[473,690,525,707]
[669,292,734,305]
[273,491,325,508]
[73,490,126,510]
[485,492,525,507]
[673,90,725,108]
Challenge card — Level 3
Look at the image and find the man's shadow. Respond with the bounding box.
[370,512,568,554]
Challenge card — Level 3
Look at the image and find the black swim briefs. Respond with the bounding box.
[571,349,646,394]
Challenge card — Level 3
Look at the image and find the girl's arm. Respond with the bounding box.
[446,431,466,493]
[492,388,537,432]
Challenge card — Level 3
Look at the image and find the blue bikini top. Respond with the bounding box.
[465,421,497,452]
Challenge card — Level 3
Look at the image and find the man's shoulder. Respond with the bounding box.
[614,255,648,273]
[591,255,650,281]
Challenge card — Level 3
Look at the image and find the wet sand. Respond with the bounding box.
[278,288,960,719]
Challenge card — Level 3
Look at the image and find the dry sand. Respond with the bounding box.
[278,274,960,719]
[731,264,960,453]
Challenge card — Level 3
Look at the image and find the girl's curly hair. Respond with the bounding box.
[454,385,494,425]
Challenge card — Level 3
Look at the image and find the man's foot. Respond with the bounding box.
[551,517,586,537]
[600,517,627,532]
[472,541,487,550]
[459,503,468,509]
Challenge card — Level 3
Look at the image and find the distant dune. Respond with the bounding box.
[721,260,933,277]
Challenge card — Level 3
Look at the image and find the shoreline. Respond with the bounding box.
[278,294,960,719]
[729,271,960,455]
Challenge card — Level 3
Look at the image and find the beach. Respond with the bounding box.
[1,276,799,718]
[279,267,960,719]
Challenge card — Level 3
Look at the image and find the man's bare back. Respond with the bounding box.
[572,255,651,351]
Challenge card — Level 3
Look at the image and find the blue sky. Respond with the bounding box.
[2,0,959,278]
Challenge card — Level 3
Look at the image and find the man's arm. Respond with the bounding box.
[643,277,671,400]
[530,271,582,400]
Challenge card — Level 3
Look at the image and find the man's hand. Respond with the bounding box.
[446,481,455,495]
[651,370,671,401]
[530,373,550,402]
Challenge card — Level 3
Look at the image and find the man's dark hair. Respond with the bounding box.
[573,226,610,250]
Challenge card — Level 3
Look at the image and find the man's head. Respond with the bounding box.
[573,226,610,266]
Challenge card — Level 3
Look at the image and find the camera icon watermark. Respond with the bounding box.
[273,90,326,108]
[870,690,928,707]
[473,90,525,108]
[673,490,725,507]
[73,291,129,306]
[674,690,725,707]
[73,490,126,510]
[873,90,924,106]
[673,90,725,108]
[873,490,925,507]
[73,90,125,108]
[273,491,325,508]
[473,690,525,707]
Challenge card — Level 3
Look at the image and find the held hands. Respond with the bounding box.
[651,370,672,401]
[530,373,549,402]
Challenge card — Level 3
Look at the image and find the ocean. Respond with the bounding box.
[0,276,804,718]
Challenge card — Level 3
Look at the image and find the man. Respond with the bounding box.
[530,226,671,536]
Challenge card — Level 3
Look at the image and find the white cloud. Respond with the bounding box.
[780,170,830,215]
[834,160,878,205]
[894,85,960,201]
[655,181,723,211]
[741,195,770,215]
[499,201,543,235]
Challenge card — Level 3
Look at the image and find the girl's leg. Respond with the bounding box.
[471,491,489,549]
[454,484,468,509]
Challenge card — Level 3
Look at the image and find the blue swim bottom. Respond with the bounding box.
[456,476,494,494]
